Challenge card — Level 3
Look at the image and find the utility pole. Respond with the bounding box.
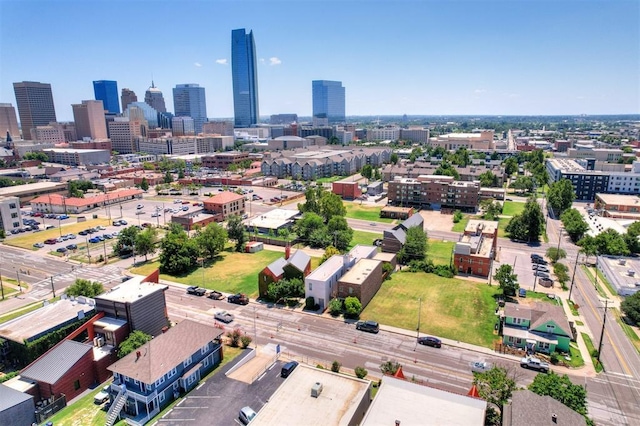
[597,300,609,365]
[594,253,599,290]
[50,275,55,297]
[16,270,21,292]
[416,297,422,340]
[568,252,580,302]
[0,269,4,300]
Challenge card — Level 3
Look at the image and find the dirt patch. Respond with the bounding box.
[419,210,454,232]
[226,352,276,384]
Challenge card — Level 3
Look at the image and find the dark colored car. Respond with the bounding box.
[356,320,380,333]
[417,336,442,348]
[66,244,78,250]
[281,361,299,378]
[56,247,68,253]
[186,286,206,296]
[44,238,57,244]
[207,290,223,300]
[228,293,249,305]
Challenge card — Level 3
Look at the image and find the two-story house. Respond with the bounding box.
[502,302,574,354]
[106,320,224,426]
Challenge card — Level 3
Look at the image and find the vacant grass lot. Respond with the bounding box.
[451,216,472,232]
[502,201,525,217]
[343,203,394,223]
[428,239,454,266]
[361,271,501,347]
[348,230,382,250]
[130,249,283,297]
[4,218,112,250]
[497,217,510,238]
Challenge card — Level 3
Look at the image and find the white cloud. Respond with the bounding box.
[194,62,202,67]
[474,89,487,94]
[269,57,282,66]
[215,59,228,65]
[259,58,265,64]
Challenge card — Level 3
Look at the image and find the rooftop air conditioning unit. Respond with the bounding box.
[629,270,636,277]
[620,259,627,266]
[311,382,323,398]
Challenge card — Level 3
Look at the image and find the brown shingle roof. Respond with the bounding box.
[503,390,587,426]
[107,320,222,384]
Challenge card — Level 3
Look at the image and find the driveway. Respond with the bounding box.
[158,349,285,425]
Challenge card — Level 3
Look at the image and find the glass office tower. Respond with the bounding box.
[231,28,259,127]
[93,80,120,114]
[312,80,345,124]
[172,84,207,134]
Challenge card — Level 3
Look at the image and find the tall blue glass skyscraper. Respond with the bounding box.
[312,80,345,123]
[172,84,207,134]
[93,80,120,114]
[231,28,259,127]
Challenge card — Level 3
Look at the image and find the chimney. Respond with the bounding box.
[285,245,291,260]
[395,421,401,426]
[136,350,141,360]
[552,414,557,424]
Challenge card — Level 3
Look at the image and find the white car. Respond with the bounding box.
[470,361,492,373]
[94,384,110,404]
[137,204,144,209]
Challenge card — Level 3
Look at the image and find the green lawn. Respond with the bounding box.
[497,217,510,238]
[361,271,501,348]
[581,332,604,373]
[348,230,382,250]
[428,239,454,266]
[316,176,344,184]
[130,249,284,297]
[343,202,394,223]
[451,215,472,232]
[502,201,525,217]
[524,291,561,305]
[5,218,112,250]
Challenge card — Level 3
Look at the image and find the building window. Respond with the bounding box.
[74,380,81,390]
[203,357,209,368]
[159,391,165,403]
[183,356,193,368]
[156,375,165,387]
[201,343,209,355]
[168,367,177,378]
[309,283,312,291]
[546,324,555,333]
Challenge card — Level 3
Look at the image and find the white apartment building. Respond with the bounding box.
[0,196,22,233]
[608,162,640,194]
[429,131,495,150]
[366,127,400,141]
[136,135,234,156]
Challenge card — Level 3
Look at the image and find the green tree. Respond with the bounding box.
[452,147,471,167]
[434,161,460,179]
[553,262,569,286]
[380,361,401,375]
[142,162,155,170]
[560,208,589,242]
[294,212,326,243]
[390,152,399,165]
[510,176,534,193]
[23,151,49,161]
[494,264,518,296]
[577,234,598,260]
[117,330,152,358]
[594,228,629,256]
[547,179,576,214]
[159,224,200,275]
[68,180,95,198]
[506,197,544,242]
[624,221,640,254]
[115,225,140,256]
[139,177,149,191]
[319,191,346,222]
[328,298,342,316]
[226,214,247,252]
[528,372,589,417]
[398,226,428,265]
[361,164,373,180]
[331,360,342,373]
[621,292,640,324]
[135,227,158,261]
[320,245,341,264]
[344,296,362,317]
[473,366,517,419]
[195,223,227,259]
[503,157,518,176]
[373,168,382,180]
[479,170,499,187]
[546,247,567,263]
[163,171,174,184]
[66,279,104,298]
[327,216,353,251]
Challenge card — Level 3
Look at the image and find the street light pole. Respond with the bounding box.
[597,300,609,365]
[416,297,422,340]
[50,275,56,297]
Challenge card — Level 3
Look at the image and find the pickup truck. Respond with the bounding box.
[228,293,249,305]
[214,310,235,323]
[207,290,223,300]
[186,286,207,296]
[520,356,550,373]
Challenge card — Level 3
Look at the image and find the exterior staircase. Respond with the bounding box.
[105,386,127,426]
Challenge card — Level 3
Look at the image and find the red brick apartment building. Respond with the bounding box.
[332,181,361,200]
[203,191,245,220]
[388,175,479,212]
[453,219,498,277]
[202,151,249,170]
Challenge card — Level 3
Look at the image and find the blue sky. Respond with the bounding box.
[1,0,638,121]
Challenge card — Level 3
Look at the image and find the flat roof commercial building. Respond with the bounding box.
[42,148,110,166]
[429,131,495,150]
[203,191,245,221]
[454,219,498,277]
[388,175,480,212]
[0,181,68,205]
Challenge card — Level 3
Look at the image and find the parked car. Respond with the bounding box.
[539,277,554,286]
[534,271,550,278]
[181,206,189,211]
[44,238,57,245]
[151,212,160,217]
[66,244,78,250]
[113,220,122,226]
[532,258,548,265]
[103,233,113,239]
[136,204,144,209]
[120,220,128,225]
[89,237,101,243]
[135,210,145,215]
[281,361,299,378]
[214,310,234,323]
[186,286,207,296]
[79,230,89,235]
[531,253,543,260]
[67,233,76,239]
[33,242,44,248]
[355,320,380,333]
[520,356,550,373]
[532,264,549,272]
[46,225,55,230]
[56,247,68,253]
[518,288,527,297]
[417,336,442,348]
[94,385,110,404]
[239,406,257,425]
[207,290,223,300]
[470,361,492,373]
[228,293,249,305]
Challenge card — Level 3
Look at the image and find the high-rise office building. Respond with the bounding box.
[92,80,120,114]
[0,103,20,140]
[108,117,144,154]
[144,81,166,113]
[72,100,108,140]
[312,80,345,124]
[121,88,138,113]
[172,84,207,134]
[172,117,195,136]
[124,102,159,128]
[13,81,57,140]
[231,28,259,127]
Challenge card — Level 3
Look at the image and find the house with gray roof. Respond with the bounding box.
[258,249,311,298]
[503,390,587,426]
[20,339,96,403]
[502,302,574,354]
[382,213,424,254]
[0,383,35,426]
[106,320,223,425]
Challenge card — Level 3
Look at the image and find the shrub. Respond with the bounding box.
[305,297,316,310]
[316,364,324,369]
[355,366,368,379]
[344,296,362,318]
[240,335,252,349]
[328,298,343,316]
[550,352,560,365]
[453,210,463,223]
[226,328,243,347]
[331,360,341,373]
[380,360,401,375]
[382,262,394,280]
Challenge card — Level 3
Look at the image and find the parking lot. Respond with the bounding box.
[158,350,286,425]
[495,246,539,290]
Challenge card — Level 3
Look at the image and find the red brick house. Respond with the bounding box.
[332,181,361,200]
[337,258,383,308]
[453,220,498,277]
[258,249,311,298]
[203,191,245,220]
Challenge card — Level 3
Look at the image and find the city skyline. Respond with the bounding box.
[0,0,638,122]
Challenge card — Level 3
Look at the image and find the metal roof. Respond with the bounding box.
[21,340,92,384]
[287,250,311,273]
[0,383,34,411]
